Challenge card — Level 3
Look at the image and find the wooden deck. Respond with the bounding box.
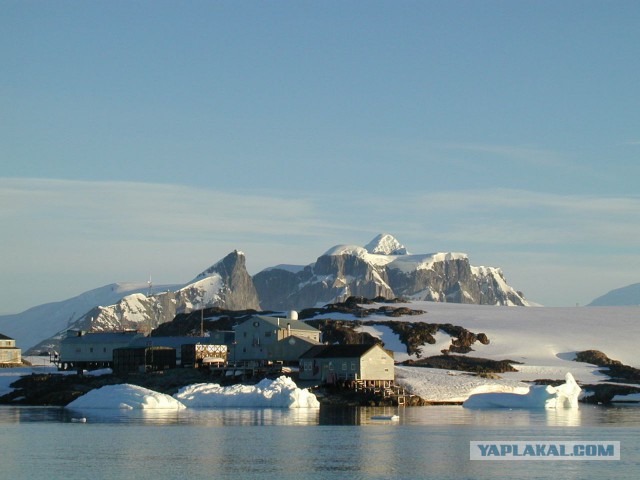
[354,380,414,405]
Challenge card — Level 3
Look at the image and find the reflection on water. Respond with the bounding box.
[2,404,640,427]
[184,407,321,426]
[1,404,640,480]
[63,406,322,426]
[319,404,640,428]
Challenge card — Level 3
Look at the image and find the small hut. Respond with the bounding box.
[181,343,228,368]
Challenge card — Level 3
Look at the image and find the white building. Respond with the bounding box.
[0,333,21,365]
[233,312,321,363]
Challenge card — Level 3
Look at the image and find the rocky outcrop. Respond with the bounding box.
[0,369,215,406]
[255,234,529,311]
[401,355,520,374]
[254,256,395,312]
[388,259,525,305]
[574,350,640,384]
[191,250,260,311]
[301,298,489,358]
[580,384,640,404]
[574,350,622,367]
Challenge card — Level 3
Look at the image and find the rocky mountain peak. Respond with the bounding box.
[26,250,259,354]
[254,235,529,310]
[192,250,246,282]
[364,233,410,255]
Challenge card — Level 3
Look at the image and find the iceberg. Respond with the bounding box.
[463,373,581,409]
[174,376,320,409]
[66,384,186,410]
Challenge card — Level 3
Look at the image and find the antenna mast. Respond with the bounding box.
[147,275,153,336]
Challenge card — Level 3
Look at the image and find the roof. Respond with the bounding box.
[61,331,143,344]
[130,336,227,349]
[0,333,14,340]
[274,334,323,347]
[241,315,320,333]
[300,344,383,359]
[114,345,175,352]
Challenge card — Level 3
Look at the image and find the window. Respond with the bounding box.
[264,331,271,337]
[90,347,93,353]
[351,362,357,371]
[342,362,347,371]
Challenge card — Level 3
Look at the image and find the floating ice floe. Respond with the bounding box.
[371,414,400,421]
[463,373,581,409]
[174,376,320,409]
[66,383,186,410]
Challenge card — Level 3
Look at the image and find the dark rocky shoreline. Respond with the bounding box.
[0,368,427,408]
[3,364,640,408]
[0,369,213,407]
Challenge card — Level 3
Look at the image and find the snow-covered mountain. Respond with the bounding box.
[25,250,259,354]
[5,234,529,354]
[364,233,410,255]
[0,282,180,355]
[588,282,640,306]
[253,233,530,310]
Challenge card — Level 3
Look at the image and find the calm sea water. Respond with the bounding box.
[1,405,639,479]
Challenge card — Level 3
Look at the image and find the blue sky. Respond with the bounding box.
[1,1,639,313]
